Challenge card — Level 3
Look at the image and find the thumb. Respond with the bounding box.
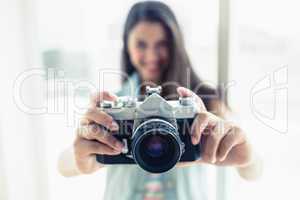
[177,86,194,97]
[90,91,118,108]
[177,87,207,112]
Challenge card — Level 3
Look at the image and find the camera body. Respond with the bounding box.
[96,86,201,173]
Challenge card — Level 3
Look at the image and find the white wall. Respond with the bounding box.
[0,0,48,199]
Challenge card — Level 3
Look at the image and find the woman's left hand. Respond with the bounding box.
[177,87,253,167]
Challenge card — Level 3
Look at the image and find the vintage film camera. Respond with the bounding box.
[96,86,201,173]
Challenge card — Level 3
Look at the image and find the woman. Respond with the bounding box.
[58,1,262,200]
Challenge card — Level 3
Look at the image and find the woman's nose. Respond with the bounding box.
[145,47,159,63]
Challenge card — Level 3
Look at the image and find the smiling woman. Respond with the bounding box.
[35,0,221,199]
[121,2,211,100]
[2,0,298,200]
[40,1,223,199]
[58,1,262,200]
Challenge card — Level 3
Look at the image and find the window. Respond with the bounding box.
[228,1,299,199]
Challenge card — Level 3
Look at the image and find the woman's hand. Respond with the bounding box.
[177,87,253,167]
[73,91,124,174]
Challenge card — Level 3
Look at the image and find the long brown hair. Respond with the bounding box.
[121,1,223,111]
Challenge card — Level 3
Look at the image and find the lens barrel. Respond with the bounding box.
[132,118,183,173]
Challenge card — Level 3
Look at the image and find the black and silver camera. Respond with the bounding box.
[96,86,201,173]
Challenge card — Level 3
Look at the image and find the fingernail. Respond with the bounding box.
[192,135,198,145]
[113,149,121,154]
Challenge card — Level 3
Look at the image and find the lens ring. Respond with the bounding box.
[132,118,183,173]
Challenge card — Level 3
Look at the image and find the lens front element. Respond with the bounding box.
[132,118,183,173]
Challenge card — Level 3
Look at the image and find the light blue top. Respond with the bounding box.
[103,73,209,200]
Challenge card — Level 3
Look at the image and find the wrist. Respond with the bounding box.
[58,146,82,177]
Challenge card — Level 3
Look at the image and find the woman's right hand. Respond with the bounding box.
[73,91,124,174]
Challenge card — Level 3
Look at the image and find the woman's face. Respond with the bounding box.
[127,21,170,82]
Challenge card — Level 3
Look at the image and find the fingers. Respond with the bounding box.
[190,112,210,145]
[216,126,244,162]
[90,91,118,108]
[190,110,243,165]
[76,90,123,157]
[87,140,121,155]
[74,138,121,156]
[77,124,124,152]
[190,112,219,144]
[83,108,119,130]
[177,87,206,112]
[177,86,194,97]
[83,91,119,130]
[191,112,236,164]
[201,121,232,163]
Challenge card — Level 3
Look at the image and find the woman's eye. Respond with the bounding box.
[157,41,168,48]
[136,41,147,50]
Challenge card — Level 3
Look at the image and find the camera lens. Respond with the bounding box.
[132,118,183,173]
[145,135,168,158]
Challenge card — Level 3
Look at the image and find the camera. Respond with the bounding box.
[96,86,201,173]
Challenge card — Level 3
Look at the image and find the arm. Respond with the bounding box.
[58,146,84,177]
[209,97,263,180]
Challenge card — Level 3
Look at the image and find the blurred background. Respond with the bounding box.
[0,0,299,200]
